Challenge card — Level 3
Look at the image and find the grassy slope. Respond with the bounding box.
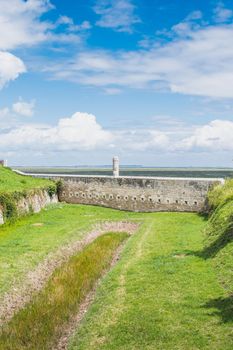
[0,233,128,350]
[70,213,232,350]
[200,179,233,322]
[0,167,53,193]
[0,204,139,296]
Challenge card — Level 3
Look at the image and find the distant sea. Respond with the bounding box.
[15,167,233,179]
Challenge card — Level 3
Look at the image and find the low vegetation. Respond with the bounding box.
[0,167,56,223]
[1,178,233,349]
[69,213,232,350]
[203,179,233,296]
[0,167,54,193]
[0,204,137,297]
[0,233,128,350]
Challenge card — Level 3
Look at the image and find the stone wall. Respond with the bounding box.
[0,189,58,225]
[51,175,224,213]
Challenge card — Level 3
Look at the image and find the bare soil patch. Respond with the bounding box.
[31,223,44,227]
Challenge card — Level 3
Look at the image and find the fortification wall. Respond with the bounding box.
[46,175,223,213]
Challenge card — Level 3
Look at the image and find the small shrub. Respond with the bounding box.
[0,193,18,223]
[56,180,63,194]
[46,184,57,198]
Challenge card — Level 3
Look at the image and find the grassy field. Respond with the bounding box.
[0,167,53,193]
[0,204,138,296]
[0,233,129,350]
[69,213,232,350]
[1,202,233,349]
[1,172,233,349]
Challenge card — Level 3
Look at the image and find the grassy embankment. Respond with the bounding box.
[0,167,53,193]
[0,233,128,350]
[0,167,56,223]
[202,179,233,305]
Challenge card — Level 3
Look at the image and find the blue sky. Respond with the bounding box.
[0,0,233,166]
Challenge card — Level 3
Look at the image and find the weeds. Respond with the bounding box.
[0,232,128,350]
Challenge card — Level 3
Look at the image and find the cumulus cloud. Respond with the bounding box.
[0,112,113,151]
[12,98,35,117]
[1,110,233,156]
[178,120,233,151]
[93,0,140,33]
[0,51,26,89]
[0,0,91,89]
[48,20,233,99]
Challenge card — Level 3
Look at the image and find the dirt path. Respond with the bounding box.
[0,221,138,326]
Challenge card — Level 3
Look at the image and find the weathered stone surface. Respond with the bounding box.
[17,190,58,215]
[0,190,58,225]
[49,175,224,213]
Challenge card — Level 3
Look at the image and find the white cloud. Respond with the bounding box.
[12,98,35,117]
[93,0,140,33]
[178,119,233,151]
[0,0,90,89]
[0,107,10,119]
[0,0,54,50]
[0,0,89,51]
[213,2,233,23]
[56,16,91,32]
[48,21,233,99]
[1,109,233,156]
[104,87,122,95]
[0,112,113,151]
[117,130,170,151]
[0,51,26,89]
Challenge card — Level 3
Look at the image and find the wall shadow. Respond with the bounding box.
[204,295,233,323]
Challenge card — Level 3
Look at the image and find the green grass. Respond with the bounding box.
[207,179,233,208]
[0,167,56,223]
[1,179,233,349]
[0,167,53,193]
[201,179,233,297]
[0,204,138,296]
[0,233,128,350]
[68,213,233,350]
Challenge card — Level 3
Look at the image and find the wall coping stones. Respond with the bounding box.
[13,170,225,184]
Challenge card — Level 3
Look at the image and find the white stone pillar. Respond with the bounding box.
[113,156,119,177]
